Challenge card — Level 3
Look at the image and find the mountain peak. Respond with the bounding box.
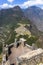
[24,6,43,32]
[13,6,21,10]
[14,6,20,8]
[28,6,41,10]
[0,5,24,26]
[30,6,38,8]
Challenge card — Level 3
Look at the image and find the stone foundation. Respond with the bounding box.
[18,53,43,65]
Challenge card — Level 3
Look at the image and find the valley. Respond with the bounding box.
[0,6,43,65]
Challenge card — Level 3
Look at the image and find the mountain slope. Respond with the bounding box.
[24,6,43,32]
[0,6,24,26]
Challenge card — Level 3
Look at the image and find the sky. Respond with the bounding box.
[0,0,43,9]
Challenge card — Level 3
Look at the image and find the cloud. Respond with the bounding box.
[0,0,43,9]
[21,0,43,8]
[0,3,20,9]
[0,3,14,9]
[37,4,43,9]
[7,0,14,3]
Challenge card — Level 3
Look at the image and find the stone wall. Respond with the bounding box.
[18,52,43,65]
[5,60,10,65]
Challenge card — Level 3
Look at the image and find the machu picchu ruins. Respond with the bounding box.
[2,38,43,65]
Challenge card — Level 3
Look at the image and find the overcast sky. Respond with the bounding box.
[0,0,43,9]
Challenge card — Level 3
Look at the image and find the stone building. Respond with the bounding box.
[2,38,43,65]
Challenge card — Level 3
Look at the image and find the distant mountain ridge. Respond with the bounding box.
[0,6,43,32]
[24,6,43,32]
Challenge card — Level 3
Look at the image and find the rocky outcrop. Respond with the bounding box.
[18,49,43,65]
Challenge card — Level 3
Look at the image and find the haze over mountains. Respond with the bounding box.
[0,6,43,32]
[24,6,43,32]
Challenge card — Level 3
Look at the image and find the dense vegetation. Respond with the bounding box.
[17,35,38,45]
[0,45,2,54]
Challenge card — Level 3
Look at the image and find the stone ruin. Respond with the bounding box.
[2,38,43,65]
[18,48,43,65]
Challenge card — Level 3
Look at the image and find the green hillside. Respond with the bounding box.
[0,6,43,55]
